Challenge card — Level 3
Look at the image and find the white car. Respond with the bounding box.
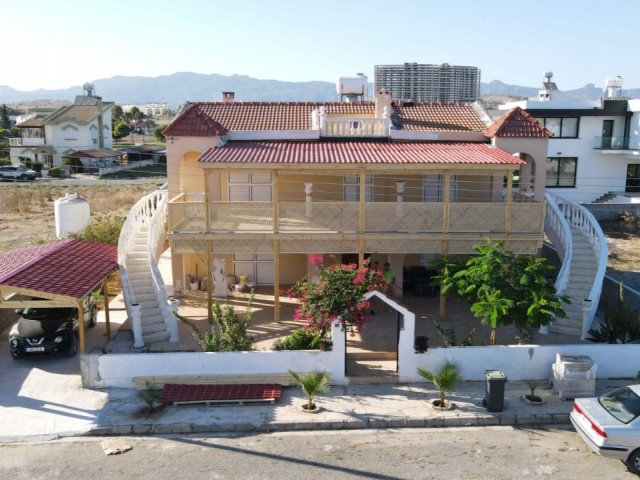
[0,166,37,181]
[570,385,640,475]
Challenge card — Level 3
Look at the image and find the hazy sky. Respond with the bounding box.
[2,0,637,91]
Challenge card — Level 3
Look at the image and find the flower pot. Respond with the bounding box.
[521,394,545,406]
[41,170,49,178]
[299,403,322,414]
[431,399,455,411]
[190,282,199,291]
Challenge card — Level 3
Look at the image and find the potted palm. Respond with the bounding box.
[288,370,331,413]
[521,380,545,406]
[417,359,462,410]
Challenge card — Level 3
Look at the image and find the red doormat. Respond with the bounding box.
[160,383,282,406]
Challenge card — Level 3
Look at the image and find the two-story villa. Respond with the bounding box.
[161,85,551,322]
[9,83,115,169]
[499,74,640,203]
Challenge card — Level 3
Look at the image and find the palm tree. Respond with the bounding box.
[417,359,462,409]
[288,370,331,411]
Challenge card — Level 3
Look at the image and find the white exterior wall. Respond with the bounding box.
[501,98,640,203]
[82,321,347,388]
[406,344,640,381]
[546,115,637,203]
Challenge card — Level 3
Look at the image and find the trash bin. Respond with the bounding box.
[483,370,507,412]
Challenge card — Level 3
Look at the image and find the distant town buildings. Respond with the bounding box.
[374,63,481,103]
[122,103,169,116]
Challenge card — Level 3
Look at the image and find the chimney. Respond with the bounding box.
[222,92,235,104]
[374,88,392,118]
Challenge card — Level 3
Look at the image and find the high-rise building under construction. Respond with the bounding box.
[374,63,481,103]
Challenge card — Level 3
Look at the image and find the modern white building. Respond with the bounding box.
[499,74,640,203]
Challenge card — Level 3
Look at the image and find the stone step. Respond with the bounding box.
[548,319,583,337]
[142,321,167,335]
[142,330,171,343]
[133,292,157,303]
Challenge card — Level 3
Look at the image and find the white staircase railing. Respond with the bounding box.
[545,192,572,295]
[147,191,179,342]
[547,192,608,337]
[118,188,176,347]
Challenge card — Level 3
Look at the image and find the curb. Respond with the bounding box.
[88,413,571,437]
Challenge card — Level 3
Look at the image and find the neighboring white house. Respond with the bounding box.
[499,74,640,203]
[9,84,114,168]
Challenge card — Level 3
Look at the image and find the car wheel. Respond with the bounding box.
[66,334,78,357]
[20,174,27,181]
[10,350,22,360]
[627,449,640,476]
[88,307,97,328]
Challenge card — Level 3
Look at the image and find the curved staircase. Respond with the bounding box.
[118,189,178,347]
[545,193,608,337]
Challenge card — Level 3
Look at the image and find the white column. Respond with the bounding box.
[319,107,327,136]
[305,182,313,217]
[167,299,180,343]
[581,299,593,340]
[396,181,405,203]
[331,319,347,385]
[130,303,144,348]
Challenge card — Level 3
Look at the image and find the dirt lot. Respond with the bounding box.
[0,183,161,253]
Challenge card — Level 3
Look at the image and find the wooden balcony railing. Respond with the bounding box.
[168,198,545,236]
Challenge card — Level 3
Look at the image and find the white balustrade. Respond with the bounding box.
[118,189,177,347]
[546,192,608,336]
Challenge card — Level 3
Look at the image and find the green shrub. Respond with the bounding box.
[31,161,43,172]
[62,157,83,173]
[68,214,124,244]
[49,167,62,177]
[273,328,322,351]
[0,158,10,166]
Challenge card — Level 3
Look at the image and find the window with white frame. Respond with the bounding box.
[228,172,272,201]
[423,174,457,202]
[343,174,373,201]
[90,125,98,143]
[62,125,78,140]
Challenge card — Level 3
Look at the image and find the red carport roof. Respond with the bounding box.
[197,141,525,166]
[0,239,118,300]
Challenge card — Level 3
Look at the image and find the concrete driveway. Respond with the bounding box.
[0,315,112,442]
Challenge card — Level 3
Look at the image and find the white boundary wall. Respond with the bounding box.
[82,321,347,388]
[404,344,640,382]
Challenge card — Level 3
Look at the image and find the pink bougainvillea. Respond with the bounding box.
[287,255,388,335]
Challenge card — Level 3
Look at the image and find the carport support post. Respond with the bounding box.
[77,300,85,354]
[102,279,111,341]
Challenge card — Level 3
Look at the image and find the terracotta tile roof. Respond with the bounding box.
[392,103,488,132]
[63,149,123,159]
[0,239,118,300]
[163,104,229,136]
[165,101,488,135]
[198,141,524,166]
[484,107,552,138]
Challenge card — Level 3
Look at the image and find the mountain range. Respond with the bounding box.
[1,72,639,108]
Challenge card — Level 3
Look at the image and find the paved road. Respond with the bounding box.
[0,427,633,479]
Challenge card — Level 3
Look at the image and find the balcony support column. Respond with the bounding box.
[440,173,451,321]
[505,171,513,250]
[273,171,280,323]
[358,169,366,267]
[205,169,213,323]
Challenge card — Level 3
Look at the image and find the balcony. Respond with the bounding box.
[9,137,45,147]
[168,196,545,237]
[320,118,390,138]
[593,136,639,151]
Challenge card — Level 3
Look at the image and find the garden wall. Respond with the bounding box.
[81,321,347,388]
[404,343,640,382]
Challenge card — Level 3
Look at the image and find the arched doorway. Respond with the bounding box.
[513,152,536,195]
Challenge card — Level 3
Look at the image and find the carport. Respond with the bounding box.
[0,239,118,353]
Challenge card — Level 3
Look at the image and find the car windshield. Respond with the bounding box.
[22,307,75,319]
[598,387,640,424]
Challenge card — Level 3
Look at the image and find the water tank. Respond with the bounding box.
[54,193,91,239]
[337,74,368,101]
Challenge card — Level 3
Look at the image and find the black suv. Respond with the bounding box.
[9,299,97,359]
